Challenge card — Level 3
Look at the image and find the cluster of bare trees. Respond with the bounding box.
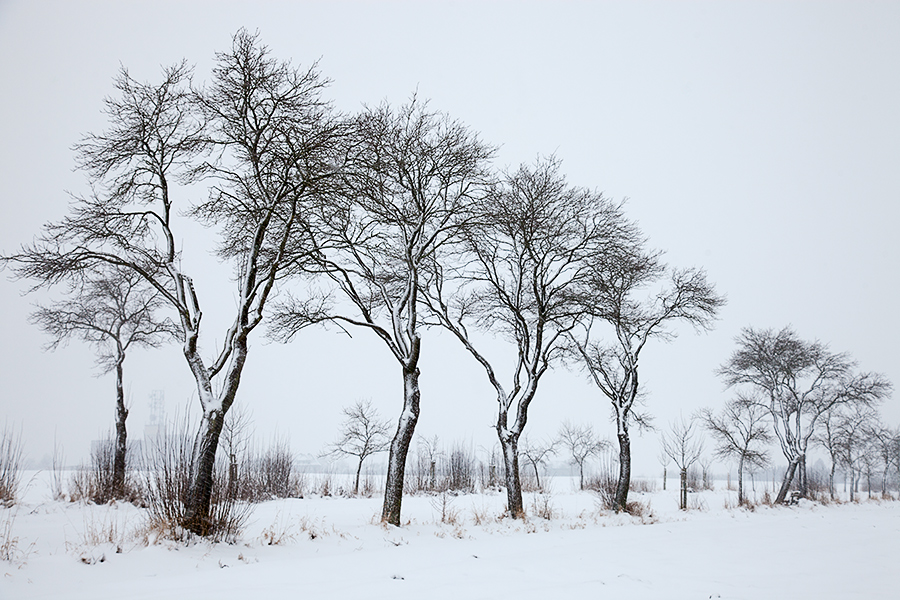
[23,30,899,533]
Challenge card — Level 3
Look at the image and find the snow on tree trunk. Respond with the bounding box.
[614,430,631,512]
[775,458,799,504]
[184,407,226,535]
[737,456,745,505]
[500,434,524,518]
[382,363,420,526]
[112,356,128,499]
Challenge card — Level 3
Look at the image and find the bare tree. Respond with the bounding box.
[833,401,880,501]
[662,416,704,510]
[424,156,640,517]
[816,405,847,500]
[868,423,898,497]
[519,435,558,492]
[557,421,607,490]
[30,266,175,499]
[270,98,493,525]
[718,326,891,503]
[568,249,724,512]
[698,395,771,505]
[4,31,340,534]
[657,449,670,491]
[323,400,391,495]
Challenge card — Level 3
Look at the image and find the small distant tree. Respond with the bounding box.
[323,400,391,495]
[834,401,879,501]
[699,395,772,505]
[30,266,175,499]
[868,424,898,497]
[662,416,704,510]
[657,449,670,491]
[557,421,607,490]
[519,435,558,491]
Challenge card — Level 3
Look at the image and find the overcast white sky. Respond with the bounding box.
[1,1,898,477]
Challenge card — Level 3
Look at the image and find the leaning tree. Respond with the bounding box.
[424,156,642,517]
[30,266,175,499]
[4,31,341,534]
[718,326,891,503]
[271,98,494,526]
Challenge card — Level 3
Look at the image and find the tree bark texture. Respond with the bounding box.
[614,430,631,512]
[775,458,799,504]
[112,357,128,499]
[184,408,226,535]
[680,468,688,510]
[500,434,524,518]
[382,363,420,526]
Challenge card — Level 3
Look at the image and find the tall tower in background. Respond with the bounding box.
[143,390,165,442]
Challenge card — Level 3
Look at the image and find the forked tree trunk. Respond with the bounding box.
[182,332,247,535]
[499,434,524,518]
[382,363,420,526]
[112,357,128,500]
[614,430,631,512]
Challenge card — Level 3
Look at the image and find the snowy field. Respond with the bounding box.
[2,471,898,600]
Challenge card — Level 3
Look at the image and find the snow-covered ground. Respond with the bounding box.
[2,471,898,599]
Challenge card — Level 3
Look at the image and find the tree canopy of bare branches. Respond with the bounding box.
[424,156,639,517]
[698,394,771,505]
[270,97,494,525]
[557,421,608,491]
[4,30,341,534]
[31,266,175,498]
[568,243,724,512]
[323,400,392,495]
[661,416,705,510]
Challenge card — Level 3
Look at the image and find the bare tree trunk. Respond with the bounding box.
[775,458,799,504]
[662,466,667,490]
[737,456,745,505]
[184,408,226,535]
[354,458,363,496]
[829,461,836,500]
[531,461,542,491]
[382,363,420,526]
[182,332,247,535]
[614,430,631,512]
[799,454,808,498]
[112,357,128,499]
[499,434,524,518]
[680,468,688,510]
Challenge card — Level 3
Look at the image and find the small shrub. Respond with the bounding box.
[530,490,556,520]
[629,478,657,493]
[431,491,460,525]
[68,439,141,505]
[141,414,251,543]
[0,424,24,506]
